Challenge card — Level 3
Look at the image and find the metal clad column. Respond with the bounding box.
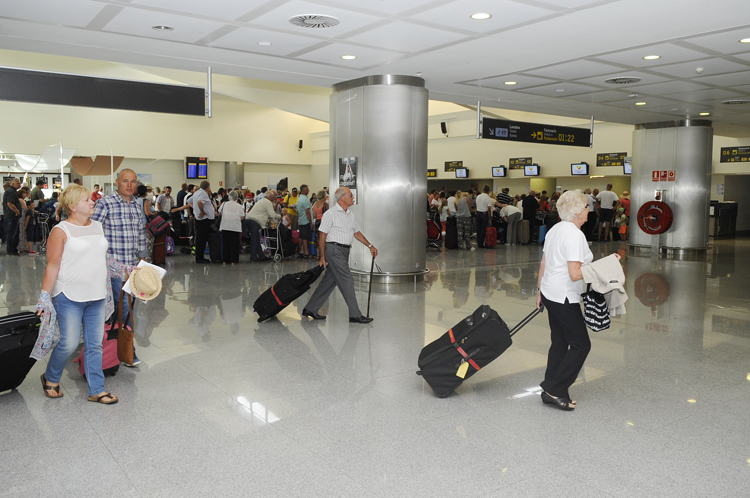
[630,120,713,250]
[330,76,428,275]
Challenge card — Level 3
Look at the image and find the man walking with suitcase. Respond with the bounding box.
[301,187,378,324]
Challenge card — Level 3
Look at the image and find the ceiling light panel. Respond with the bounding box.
[682,28,750,54]
[694,70,750,87]
[646,58,750,79]
[104,8,224,42]
[130,0,265,20]
[308,0,438,15]
[299,42,402,68]
[565,90,636,104]
[625,80,712,96]
[0,0,105,27]
[607,97,680,109]
[671,88,746,103]
[470,74,558,90]
[575,71,669,88]
[345,22,467,53]
[210,26,324,56]
[412,0,555,34]
[244,1,383,36]
[592,43,710,67]
[524,59,625,80]
[517,82,601,97]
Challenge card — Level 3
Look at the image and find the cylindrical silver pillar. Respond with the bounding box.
[330,75,428,274]
[630,120,713,250]
[224,162,243,190]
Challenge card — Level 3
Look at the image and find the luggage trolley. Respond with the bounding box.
[37,213,53,254]
[262,222,297,262]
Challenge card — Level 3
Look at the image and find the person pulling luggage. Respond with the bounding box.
[301,187,377,324]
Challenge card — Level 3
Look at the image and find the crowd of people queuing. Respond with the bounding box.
[429,182,631,249]
[1,175,332,265]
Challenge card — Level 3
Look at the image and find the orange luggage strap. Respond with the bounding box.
[271,287,286,306]
[448,329,481,371]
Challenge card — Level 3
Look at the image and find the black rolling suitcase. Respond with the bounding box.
[417,305,543,397]
[254,265,325,322]
[0,312,42,393]
[444,217,459,249]
[209,231,222,263]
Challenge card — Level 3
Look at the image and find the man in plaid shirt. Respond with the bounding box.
[91,168,146,365]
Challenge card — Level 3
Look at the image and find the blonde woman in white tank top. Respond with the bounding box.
[36,185,119,404]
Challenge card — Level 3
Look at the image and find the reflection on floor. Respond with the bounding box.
[2,238,750,497]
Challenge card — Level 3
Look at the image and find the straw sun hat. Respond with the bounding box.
[130,266,162,301]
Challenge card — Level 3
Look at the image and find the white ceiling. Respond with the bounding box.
[1,0,750,135]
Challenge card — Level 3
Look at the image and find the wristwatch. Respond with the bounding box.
[368,244,373,248]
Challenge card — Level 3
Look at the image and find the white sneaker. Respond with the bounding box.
[505,243,511,246]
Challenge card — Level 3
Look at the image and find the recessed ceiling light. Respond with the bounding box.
[258,41,272,46]
[635,102,647,106]
[470,13,492,20]
[556,89,565,92]
[740,38,750,43]
[643,55,660,60]
[699,112,710,116]
[152,25,173,31]
[341,55,357,60]
[504,81,517,86]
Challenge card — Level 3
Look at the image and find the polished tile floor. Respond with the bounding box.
[2,238,750,497]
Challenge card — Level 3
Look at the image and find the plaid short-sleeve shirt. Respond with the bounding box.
[91,192,146,265]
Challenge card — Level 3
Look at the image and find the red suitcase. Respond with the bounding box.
[485,227,497,248]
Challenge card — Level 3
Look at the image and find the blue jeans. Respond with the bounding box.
[45,293,106,396]
[110,277,130,320]
[243,219,264,260]
[4,214,19,254]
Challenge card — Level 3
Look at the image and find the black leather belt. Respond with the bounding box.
[328,241,351,249]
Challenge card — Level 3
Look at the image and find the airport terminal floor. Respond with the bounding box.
[2,238,749,497]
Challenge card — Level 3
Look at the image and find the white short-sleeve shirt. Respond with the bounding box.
[540,221,593,304]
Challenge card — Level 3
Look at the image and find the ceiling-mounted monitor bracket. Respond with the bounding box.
[206,66,212,118]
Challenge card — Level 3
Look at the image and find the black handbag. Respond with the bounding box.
[582,285,610,332]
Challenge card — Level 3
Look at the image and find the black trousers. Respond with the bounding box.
[583,211,596,241]
[221,230,240,263]
[476,212,489,248]
[540,294,591,400]
[4,214,19,254]
[194,219,212,262]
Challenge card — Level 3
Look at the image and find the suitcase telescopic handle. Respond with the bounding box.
[509,305,544,337]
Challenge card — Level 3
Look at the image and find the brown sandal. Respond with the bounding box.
[87,392,118,405]
[41,374,63,398]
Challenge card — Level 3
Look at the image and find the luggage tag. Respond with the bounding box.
[456,360,469,379]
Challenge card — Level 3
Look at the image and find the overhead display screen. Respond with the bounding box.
[524,165,540,176]
[571,162,589,175]
[482,117,590,148]
[455,168,468,178]
[624,162,632,175]
[186,157,208,179]
[492,167,506,178]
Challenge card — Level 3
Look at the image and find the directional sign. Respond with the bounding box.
[596,152,627,167]
[482,117,590,148]
[509,157,533,170]
[720,146,750,163]
[444,161,462,172]
[427,169,437,178]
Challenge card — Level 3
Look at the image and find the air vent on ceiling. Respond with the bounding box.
[288,15,340,28]
[720,99,750,105]
[604,77,642,85]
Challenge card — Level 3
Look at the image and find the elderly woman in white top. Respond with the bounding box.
[218,190,245,265]
[535,190,620,411]
[36,185,134,405]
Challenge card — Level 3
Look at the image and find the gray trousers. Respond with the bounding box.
[305,243,362,318]
[506,212,522,245]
